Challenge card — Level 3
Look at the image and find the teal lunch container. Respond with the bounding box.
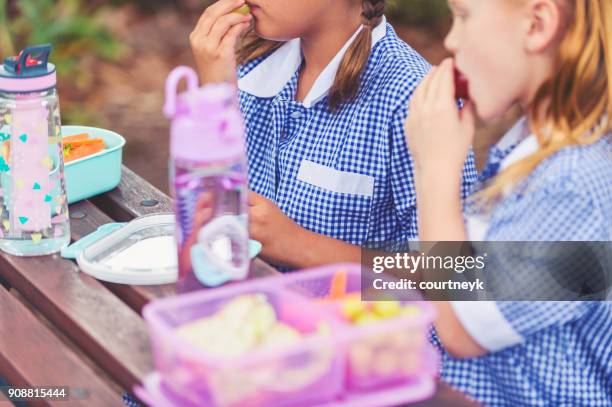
[62,126,126,204]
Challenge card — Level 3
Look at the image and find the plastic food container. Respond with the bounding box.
[143,283,345,407]
[69,213,261,286]
[62,125,125,204]
[136,372,436,407]
[76,214,178,285]
[140,264,438,407]
[280,265,437,391]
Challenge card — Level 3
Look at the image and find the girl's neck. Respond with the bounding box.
[519,52,558,112]
[295,8,362,102]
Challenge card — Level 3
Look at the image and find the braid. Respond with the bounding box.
[328,0,387,111]
[361,0,385,28]
[238,0,387,112]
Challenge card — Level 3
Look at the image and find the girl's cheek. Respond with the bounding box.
[472,69,517,121]
[258,0,272,8]
[463,53,503,120]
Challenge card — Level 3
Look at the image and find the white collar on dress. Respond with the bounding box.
[494,116,539,170]
[238,16,388,108]
[466,117,539,241]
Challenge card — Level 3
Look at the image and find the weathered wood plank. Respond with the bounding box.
[90,166,172,222]
[0,287,121,406]
[0,250,153,390]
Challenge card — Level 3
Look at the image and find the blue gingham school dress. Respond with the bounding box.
[238,18,477,249]
[441,118,612,407]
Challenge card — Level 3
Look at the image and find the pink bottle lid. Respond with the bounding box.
[164,67,245,163]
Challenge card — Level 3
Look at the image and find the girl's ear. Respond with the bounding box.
[523,0,564,53]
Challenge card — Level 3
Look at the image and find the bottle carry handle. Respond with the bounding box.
[4,44,53,77]
[163,66,200,118]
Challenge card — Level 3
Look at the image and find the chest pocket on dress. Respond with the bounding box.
[291,160,374,244]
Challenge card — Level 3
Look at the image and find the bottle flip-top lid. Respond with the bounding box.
[0,44,57,93]
[164,67,246,163]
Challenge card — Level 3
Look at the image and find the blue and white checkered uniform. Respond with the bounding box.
[440,118,612,406]
[237,20,477,250]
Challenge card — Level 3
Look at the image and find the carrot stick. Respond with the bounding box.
[62,133,90,143]
[64,142,105,162]
[328,269,348,300]
[63,137,105,148]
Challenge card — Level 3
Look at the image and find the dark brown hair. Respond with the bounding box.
[237,0,387,111]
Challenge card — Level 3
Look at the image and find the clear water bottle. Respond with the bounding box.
[164,67,249,290]
[0,44,70,256]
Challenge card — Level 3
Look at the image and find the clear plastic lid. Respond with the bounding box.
[76,214,178,285]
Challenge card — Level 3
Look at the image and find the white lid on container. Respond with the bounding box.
[76,213,178,285]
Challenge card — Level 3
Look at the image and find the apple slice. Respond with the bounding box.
[454,68,470,100]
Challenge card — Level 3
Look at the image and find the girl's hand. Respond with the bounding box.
[404,58,476,182]
[190,0,252,84]
[249,192,362,268]
[248,192,304,266]
[405,59,472,242]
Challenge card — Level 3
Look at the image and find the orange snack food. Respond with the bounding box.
[62,133,90,144]
[328,269,348,300]
[2,133,106,164]
[63,133,106,163]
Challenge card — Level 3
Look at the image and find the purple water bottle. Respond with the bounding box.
[164,67,249,290]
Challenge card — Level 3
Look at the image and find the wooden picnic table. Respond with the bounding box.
[0,165,479,407]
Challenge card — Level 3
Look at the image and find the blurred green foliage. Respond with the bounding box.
[0,0,449,126]
[388,0,450,27]
[1,0,121,77]
[0,1,14,56]
[105,0,452,26]
[0,0,123,125]
[0,0,450,68]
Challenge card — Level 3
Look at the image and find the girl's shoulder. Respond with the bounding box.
[364,24,431,108]
[374,24,431,72]
[486,135,612,241]
[503,134,612,226]
[528,134,612,193]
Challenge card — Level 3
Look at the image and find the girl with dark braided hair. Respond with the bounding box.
[190,0,478,269]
